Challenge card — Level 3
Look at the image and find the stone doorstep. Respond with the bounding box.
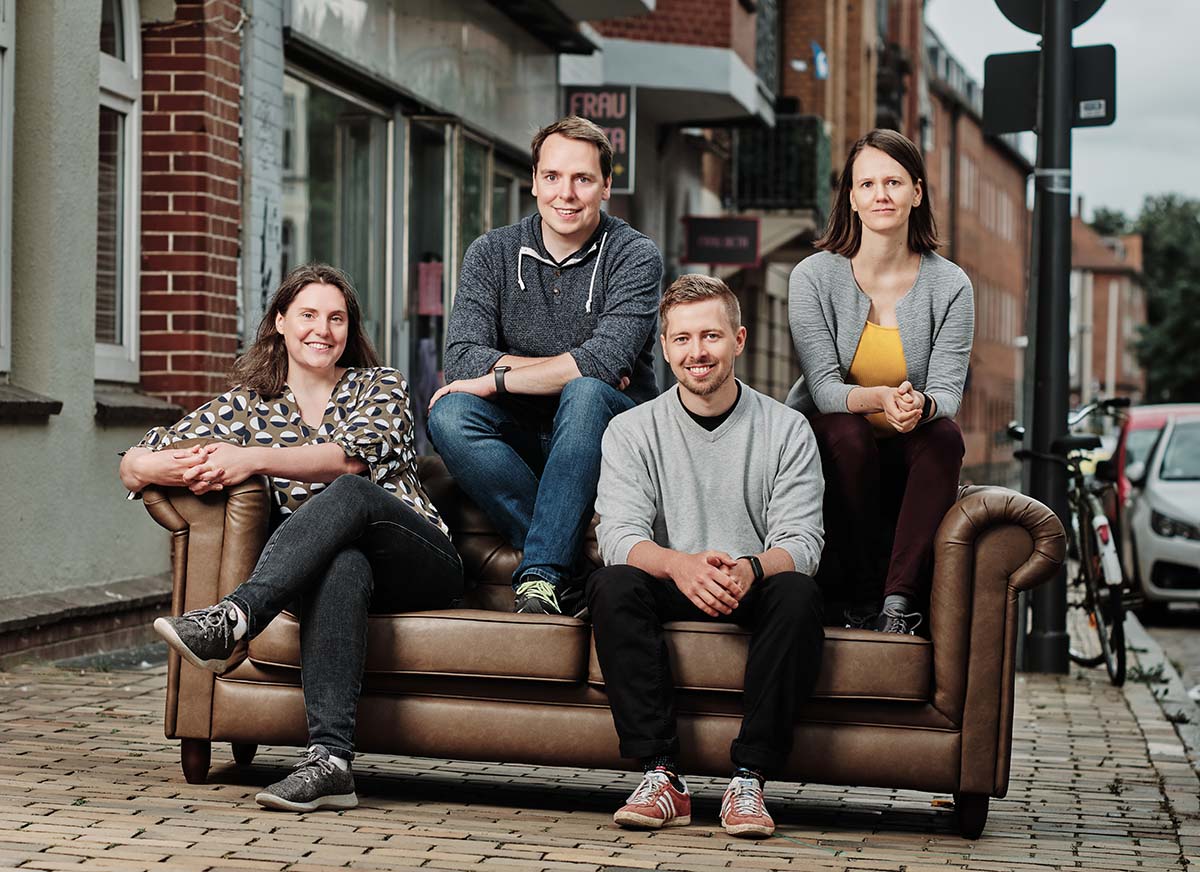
[0,574,171,667]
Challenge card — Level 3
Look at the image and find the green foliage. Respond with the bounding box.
[1090,207,1130,236]
[1131,195,1200,402]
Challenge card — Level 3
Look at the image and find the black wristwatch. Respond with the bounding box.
[919,391,934,422]
[493,365,512,394]
[739,554,764,583]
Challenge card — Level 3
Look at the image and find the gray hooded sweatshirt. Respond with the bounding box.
[444,212,664,405]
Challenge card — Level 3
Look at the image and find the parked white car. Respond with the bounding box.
[1124,414,1200,618]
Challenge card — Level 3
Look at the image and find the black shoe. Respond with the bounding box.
[513,579,561,615]
[875,604,923,635]
[557,585,588,619]
[255,745,358,812]
[153,601,242,673]
[842,604,880,629]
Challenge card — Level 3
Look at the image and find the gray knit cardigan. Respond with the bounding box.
[785,250,975,421]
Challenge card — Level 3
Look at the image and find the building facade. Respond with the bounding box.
[1070,216,1146,410]
[0,0,596,656]
[923,27,1031,485]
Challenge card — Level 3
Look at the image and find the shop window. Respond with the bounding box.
[406,119,451,454]
[0,2,13,373]
[95,0,140,382]
[281,72,389,353]
[459,133,490,260]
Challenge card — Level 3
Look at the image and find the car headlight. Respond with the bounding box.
[1150,510,1200,540]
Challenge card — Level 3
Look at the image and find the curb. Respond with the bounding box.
[1124,613,1200,768]
[1120,612,1200,839]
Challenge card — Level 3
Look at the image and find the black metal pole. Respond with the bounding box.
[1025,0,1073,673]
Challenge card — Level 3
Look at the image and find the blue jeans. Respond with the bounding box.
[224,474,463,759]
[427,376,636,589]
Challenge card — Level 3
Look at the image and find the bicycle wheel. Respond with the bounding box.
[1068,511,1126,685]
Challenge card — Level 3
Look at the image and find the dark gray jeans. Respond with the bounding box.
[225,473,463,760]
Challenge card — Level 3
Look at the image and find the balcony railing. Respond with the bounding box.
[732,115,831,217]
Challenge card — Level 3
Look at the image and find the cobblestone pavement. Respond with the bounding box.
[1145,605,1200,703]
[0,658,1197,871]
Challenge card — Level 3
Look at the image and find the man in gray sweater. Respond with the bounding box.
[427,117,663,615]
[590,275,825,839]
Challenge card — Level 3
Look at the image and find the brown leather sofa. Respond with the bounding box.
[142,455,1064,838]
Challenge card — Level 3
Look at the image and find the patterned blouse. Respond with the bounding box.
[134,367,449,536]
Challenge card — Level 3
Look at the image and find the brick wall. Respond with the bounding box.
[593,0,733,49]
[780,0,831,116]
[140,0,243,410]
[944,109,1030,483]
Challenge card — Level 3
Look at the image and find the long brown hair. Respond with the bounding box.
[815,128,940,257]
[230,263,381,397]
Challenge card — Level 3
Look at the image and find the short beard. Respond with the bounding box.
[678,365,729,397]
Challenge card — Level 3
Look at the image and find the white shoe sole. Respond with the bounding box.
[153,617,235,674]
[613,809,691,829]
[255,790,359,812]
[722,819,774,838]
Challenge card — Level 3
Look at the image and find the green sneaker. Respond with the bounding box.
[513,578,561,615]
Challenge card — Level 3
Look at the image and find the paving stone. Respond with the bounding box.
[0,662,1197,871]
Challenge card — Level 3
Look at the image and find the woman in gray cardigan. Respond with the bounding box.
[787,129,974,635]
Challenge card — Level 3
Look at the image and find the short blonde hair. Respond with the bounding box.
[659,274,741,333]
[531,116,614,180]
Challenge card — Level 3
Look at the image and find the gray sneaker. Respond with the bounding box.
[875,605,924,635]
[255,745,358,812]
[153,601,242,673]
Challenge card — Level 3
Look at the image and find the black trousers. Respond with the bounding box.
[586,564,824,775]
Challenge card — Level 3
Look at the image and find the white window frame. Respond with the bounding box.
[0,1,15,373]
[95,0,141,382]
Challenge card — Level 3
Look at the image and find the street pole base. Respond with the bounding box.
[1025,630,1071,673]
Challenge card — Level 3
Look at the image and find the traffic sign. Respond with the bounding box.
[983,44,1116,134]
[994,0,1105,34]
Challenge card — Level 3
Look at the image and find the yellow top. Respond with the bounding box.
[847,321,908,435]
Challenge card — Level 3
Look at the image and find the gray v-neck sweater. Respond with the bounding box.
[595,381,824,576]
[786,250,975,420]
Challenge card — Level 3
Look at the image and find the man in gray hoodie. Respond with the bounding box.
[427,116,663,615]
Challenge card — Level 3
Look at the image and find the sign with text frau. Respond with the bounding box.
[563,86,636,195]
[682,216,761,267]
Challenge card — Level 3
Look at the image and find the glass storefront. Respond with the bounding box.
[281,73,389,352]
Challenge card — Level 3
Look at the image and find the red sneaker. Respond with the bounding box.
[720,775,775,838]
[613,769,691,829]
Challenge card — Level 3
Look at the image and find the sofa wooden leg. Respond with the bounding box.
[180,739,211,784]
[953,792,989,839]
[232,743,258,768]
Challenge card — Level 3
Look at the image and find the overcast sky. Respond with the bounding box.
[924,0,1200,221]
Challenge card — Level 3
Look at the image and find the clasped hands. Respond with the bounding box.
[878,380,924,433]
[670,550,757,618]
[158,443,258,495]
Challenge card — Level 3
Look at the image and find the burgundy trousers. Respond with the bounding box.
[808,413,964,604]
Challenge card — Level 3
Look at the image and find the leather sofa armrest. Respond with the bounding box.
[927,485,1065,796]
[142,476,272,739]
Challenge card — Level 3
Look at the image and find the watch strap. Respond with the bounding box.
[739,554,764,583]
[493,365,510,394]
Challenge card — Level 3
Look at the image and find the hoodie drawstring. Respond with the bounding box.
[586,231,608,314]
[515,233,607,313]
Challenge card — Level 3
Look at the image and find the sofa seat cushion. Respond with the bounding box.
[249,608,590,683]
[587,622,931,702]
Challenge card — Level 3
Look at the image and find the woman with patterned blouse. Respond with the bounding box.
[120,263,463,813]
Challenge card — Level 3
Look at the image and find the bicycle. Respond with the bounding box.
[1009,397,1130,686]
